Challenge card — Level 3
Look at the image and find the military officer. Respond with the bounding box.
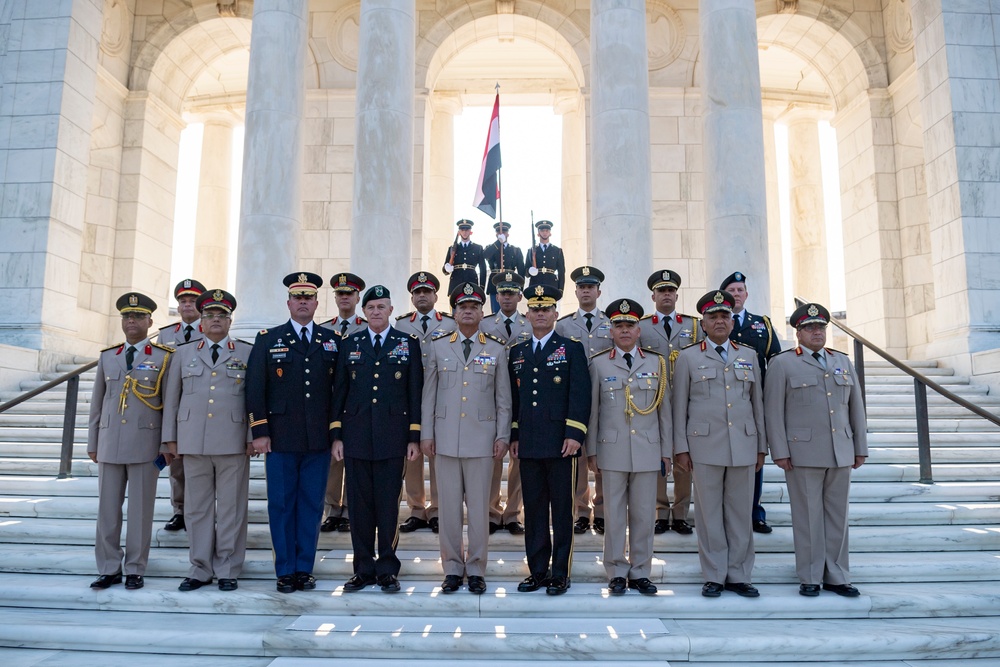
[638,269,703,536]
[481,271,530,534]
[483,221,526,313]
[332,285,424,593]
[246,272,339,594]
[722,271,781,534]
[318,272,368,534]
[162,289,253,592]
[673,290,766,598]
[765,302,868,598]
[395,271,456,534]
[421,282,511,594]
[524,219,566,292]
[88,292,172,591]
[442,219,487,292]
[587,298,670,596]
[556,266,612,535]
[156,278,207,532]
[508,284,592,596]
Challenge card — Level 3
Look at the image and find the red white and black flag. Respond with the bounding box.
[473,93,502,219]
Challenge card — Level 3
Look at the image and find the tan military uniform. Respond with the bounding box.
[587,347,671,580]
[422,331,512,577]
[162,336,253,581]
[88,339,172,576]
[672,340,765,585]
[764,347,868,585]
[156,321,203,517]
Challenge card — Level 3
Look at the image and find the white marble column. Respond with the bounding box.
[785,108,830,307]
[350,0,415,295]
[192,113,236,290]
[700,0,771,317]
[761,103,786,330]
[556,91,587,312]
[233,0,307,333]
[590,0,653,300]
[426,93,460,270]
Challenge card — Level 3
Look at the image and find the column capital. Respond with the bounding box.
[775,102,833,126]
[430,92,463,116]
[183,109,242,127]
[553,90,582,116]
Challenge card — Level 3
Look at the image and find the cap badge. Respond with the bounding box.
[128,294,138,307]
[808,304,819,316]
[298,273,308,283]
[213,289,224,300]
[505,272,512,281]
[418,272,427,283]
[662,270,670,281]
[464,284,474,295]
[713,292,724,304]
[582,267,590,276]
[534,286,545,296]
[375,286,384,297]
[621,301,631,313]
[735,272,743,281]
[183,279,192,288]
[339,275,347,285]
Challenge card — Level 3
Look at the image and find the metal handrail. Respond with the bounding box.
[0,360,96,479]
[794,297,1000,484]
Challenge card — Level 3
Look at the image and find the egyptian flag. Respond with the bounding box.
[473,93,502,219]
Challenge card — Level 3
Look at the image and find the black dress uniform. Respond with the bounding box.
[524,221,566,292]
[483,223,526,307]
[442,219,487,292]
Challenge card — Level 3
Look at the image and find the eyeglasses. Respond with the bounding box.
[202,312,231,321]
[120,314,148,322]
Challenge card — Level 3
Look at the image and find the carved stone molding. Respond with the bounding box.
[100,0,129,58]
[496,0,514,14]
[777,0,798,14]
[886,0,914,54]
[328,2,361,72]
[217,0,239,18]
[647,1,685,71]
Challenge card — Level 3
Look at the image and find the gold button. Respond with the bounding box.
[463,381,468,386]
[827,392,832,396]
[728,421,732,426]
[464,366,469,371]
[588,334,593,338]
[121,419,126,424]
[208,413,213,418]
[825,374,829,378]
[374,374,379,379]
[106,376,110,380]
[832,428,836,432]
[727,403,731,408]
[462,397,467,401]
[373,398,378,403]
[629,378,633,383]
[209,399,214,404]
[830,410,835,414]
[211,372,217,377]
[533,368,538,373]
[726,385,730,390]
[630,429,636,434]
[461,412,466,418]
[210,386,215,390]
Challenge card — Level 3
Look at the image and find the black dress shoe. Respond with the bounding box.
[799,584,821,597]
[343,573,376,592]
[546,576,570,595]
[178,577,212,592]
[653,519,670,534]
[467,576,487,595]
[429,517,439,534]
[752,519,773,534]
[124,574,144,590]
[608,577,627,596]
[517,574,547,592]
[489,521,500,535]
[593,518,605,534]
[628,578,658,595]
[573,517,590,534]
[164,514,185,531]
[702,581,724,597]
[823,583,861,597]
[378,574,401,593]
[441,574,463,593]
[320,517,341,532]
[337,518,351,532]
[294,572,316,591]
[671,519,693,535]
[90,573,122,589]
[276,575,296,594]
[399,517,428,532]
[218,579,238,591]
[724,582,760,598]
[505,521,525,535]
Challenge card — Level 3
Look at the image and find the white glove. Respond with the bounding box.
[444,262,454,273]
[528,266,539,276]
[497,233,507,244]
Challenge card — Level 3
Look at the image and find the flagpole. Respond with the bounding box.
[496,82,504,273]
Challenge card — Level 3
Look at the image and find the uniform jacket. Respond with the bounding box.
[587,347,672,471]
[638,312,704,382]
[88,340,172,464]
[480,310,531,348]
[319,314,368,339]
[672,340,766,467]
[442,241,487,289]
[556,310,613,357]
[395,310,457,368]
[483,243,526,294]
[246,321,338,453]
[330,326,423,459]
[764,346,868,467]
[508,332,591,458]
[162,337,254,455]
[421,331,512,457]
[524,243,566,292]
[729,311,780,377]
[157,320,204,347]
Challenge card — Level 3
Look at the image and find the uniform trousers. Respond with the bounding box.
[404,454,437,521]
[489,454,522,524]
[691,462,755,584]
[601,470,657,580]
[264,450,330,577]
[752,468,766,523]
[785,465,852,585]
[169,458,185,514]
[183,453,250,580]
[323,457,349,519]
[95,461,160,575]
[519,456,578,579]
[656,465,692,521]
[345,456,405,578]
[574,456,604,520]
[435,454,493,577]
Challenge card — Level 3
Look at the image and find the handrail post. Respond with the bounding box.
[914,378,933,484]
[853,338,866,411]
[58,375,79,479]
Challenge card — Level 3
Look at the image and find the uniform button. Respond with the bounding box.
[209,399,214,404]
[830,410,835,414]
[533,378,538,383]
[210,386,215,390]
[728,421,733,426]
[374,374,379,379]
[464,366,469,371]
[106,376,110,380]
[461,412,466,418]
[726,385,730,390]
[305,358,309,362]
[628,378,634,383]
[121,419,126,424]
[211,372,217,377]
[832,428,836,432]
[532,401,537,406]
[630,429,636,434]
[305,393,310,398]
[727,403,732,408]
[372,398,378,404]
[825,374,829,378]
[373,386,378,391]
[305,369,310,374]
[533,368,538,373]
[208,413,213,418]
[463,381,468,386]
[588,334,593,338]
[305,381,310,386]
[462,397,467,401]
[827,392,832,396]
[532,390,537,395]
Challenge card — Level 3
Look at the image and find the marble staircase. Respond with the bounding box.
[0,358,998,665]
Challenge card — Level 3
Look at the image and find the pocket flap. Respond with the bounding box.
[788,427,811,442]
[687,421,709,437]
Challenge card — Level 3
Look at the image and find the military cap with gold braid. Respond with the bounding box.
[407,271,441,293]
[283,272,322,296]
[525,283,561,308]
[116,292,157,315]
[196,289,237,313]
[492,221,512,233]
[491,271,525,293]
[331,272,365,293]
[570,265,605,286]
[174,278,206,300]
[456,219,474,230]
[605,297,644,323]
[789,302,831,329]
[696,289,735,315]
[648,269,682,291]
[449,282,486,309]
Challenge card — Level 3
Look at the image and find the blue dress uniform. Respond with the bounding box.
[483,222,526,311]
[442,219,487,292]
[331,285,424,583]
[524,220,566,292]
[246,273,338,588]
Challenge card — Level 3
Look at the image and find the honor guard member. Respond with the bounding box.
[246,272,339,594]
[162,289,253,592]
[332,285,424,593]
[764,303,867,598]
[483,221,526,313]
[587,299,671,596]
[638,269,703,536]
[156,278,207,532]
[508,284,592,596]
[318,272,367,534]
[481,271,530,534]
[556,265,612,535]
[721,271,781,534]
[524,219,566,292]
[395,271,457,534]
[421,282,512,594]
[88,292,172,590]
[442,219,488,292]
[673,290,766,598]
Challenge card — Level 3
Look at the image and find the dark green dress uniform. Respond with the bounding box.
[442,220,487,292]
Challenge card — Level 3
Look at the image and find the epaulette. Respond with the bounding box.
[825,347,846,356]
[396,312,415,321]
[101,343,124,353]
[174,339,198,347]
[318,318,334,326]
[589,348,612,360]
[639,313,654,321]
[431,331,452,342]
[775,347,797,355]
[682,340,701,350]
[158,322,181,331]
[482,332,505,345]
[640,346,662,357]
[151,342,174,352]
[440,312,454,320]
[557,313,575,321]
[680,312,700,321]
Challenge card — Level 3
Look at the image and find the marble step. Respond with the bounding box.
[856,366,954,377]
[863,384,986,395]
[868,419,1000,432]
[865,360,940,368]
[861,376,971,386]
[41,370,96,381]
[0,649,273,667]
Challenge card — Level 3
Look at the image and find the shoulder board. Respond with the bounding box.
[439,312,454,320]
[158,322,179,331]
[482,332,506,345]
[101,343,124,353]
[678,312,699,321]
[234,338,254,346]
[396,312,415,321]
[258,329,268,335]
[175,339,198,347]
[589,348,613,360]
[431,331,452,342]
[775,347,796,356]
[729,340,741,350]
[151,342,174,352]
[825,347,846,356]
[557,313,574,321]
[639,313,654,321]
[318,318,334,326]
[685,340,703,351]
[355,316,367,324]
[640,346,663,357]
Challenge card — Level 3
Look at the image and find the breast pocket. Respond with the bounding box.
[437,362,457,389]
[788,375,817,405]
[476,362,498,391]
[182,364,205,393]
[226,368,245,395]
[833,372,854,403]
[601,379,624,404]
[690,367,716,400]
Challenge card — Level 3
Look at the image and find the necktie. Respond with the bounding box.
[421,314,430,334]
[623,352,633,369]
[585,313,593,332]
[813,351,827,369]
[340,320,349,337]
[211,343,220,364]
[463,338,473,361]
[716,345,728,363]
[733,313,740,328]
[300,326,309,345]
[126,346,136,371]
[534,341,543,363]
[663,318,672,339]
[374,333,382,355]
[504,317,513,338]
[184,324,193,342]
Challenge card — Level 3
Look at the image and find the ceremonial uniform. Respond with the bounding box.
[319,313,368,338]
[525,243,566,292]
[484,244,526,306]
[442,243,487,293]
